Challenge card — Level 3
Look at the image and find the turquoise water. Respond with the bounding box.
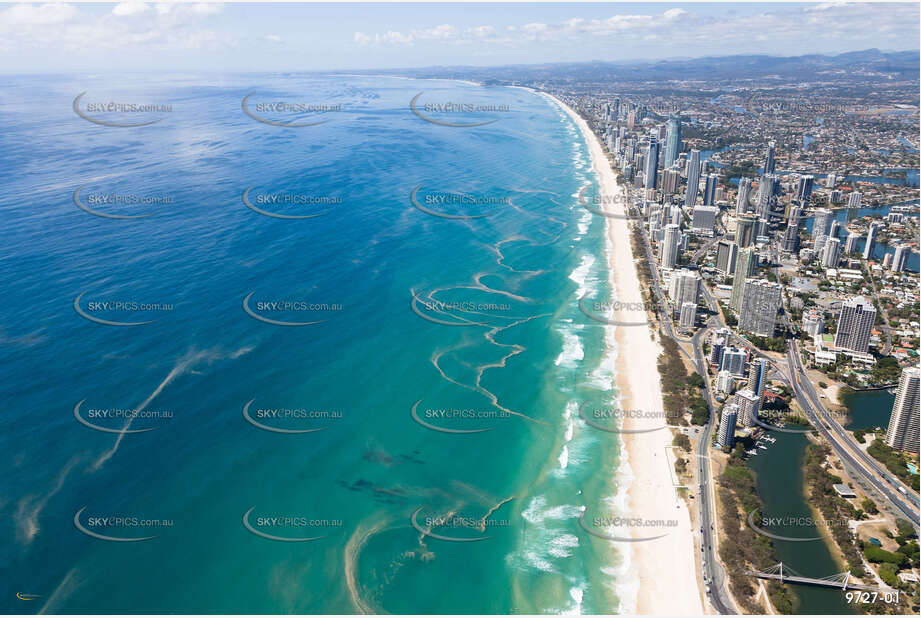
[0,76,629,613]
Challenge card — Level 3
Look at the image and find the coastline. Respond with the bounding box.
[542,91,704,615]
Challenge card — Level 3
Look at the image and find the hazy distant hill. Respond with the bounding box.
[375,49,920,84]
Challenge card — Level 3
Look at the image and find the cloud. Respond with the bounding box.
[352,4,919,51]
[0,1,230,53]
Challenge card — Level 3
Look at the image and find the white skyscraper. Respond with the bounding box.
[821,237,841,268]
[756,174,778,220]
[664,113,681,169]
[748,358,768,396]
[863,223,878,260]
[847,191,862,210]
[892,245,909,273]
[885,367,920,454]
[717,370,735,394]
[834,296,876,354]
[736,177,752,215]
[717,404,739,449]
[670,269,700,311]
[844,232,860,255]
[679,302,697,330]
[660,223,681,269]
[734,390,761,428]
[813,208,833,240]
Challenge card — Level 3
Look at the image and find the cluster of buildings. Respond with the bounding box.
[581,92,919,462]
[707,329,771,450]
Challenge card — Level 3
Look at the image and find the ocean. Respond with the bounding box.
[0,75,630,614]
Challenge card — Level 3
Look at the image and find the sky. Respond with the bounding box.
[0,2,919,72]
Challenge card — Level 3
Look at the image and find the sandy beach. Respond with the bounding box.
[544,92,704,615]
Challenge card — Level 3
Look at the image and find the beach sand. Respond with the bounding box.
[544,92,704,615]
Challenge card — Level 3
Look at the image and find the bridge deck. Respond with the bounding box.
[747,571,889,593]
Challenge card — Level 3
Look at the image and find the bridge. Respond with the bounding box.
[747,562,894,593]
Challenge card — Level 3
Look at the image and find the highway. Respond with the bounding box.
[786,343,920,527]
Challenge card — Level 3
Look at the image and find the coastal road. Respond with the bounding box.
[786,343,920,528]
[691,326,737,615]
[627,186,736,614]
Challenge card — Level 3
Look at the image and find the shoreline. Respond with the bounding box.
[542,91,704,615]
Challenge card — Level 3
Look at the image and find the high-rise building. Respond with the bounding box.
[892,245,909,272]
[863,223,878,260]
[730,248,756,313]
[812,208,833,240]
[763,141,776,175]
[679,302,697,330]
[796,174,815,205]
[844,232,860,255]
[828,220,842,240]
[664,113,681,169]
[885,367,920,454]
[660,223,681,269]
[717,404,739,449]
[720,347,748,377]
[802,309,824,337]
[834,296,876,353]
[709,333,726,366]
[734,390,761,428]
[736,177,752,215]
[684,149,701,207]
[735,215,757,248]
[748,358,768,397]
[717,370,735,394]
[847,191,862,210]
[670,269,700,313]
[781,220,800,253]
[703,173,719,206]
[662,168,681,195]
[814,232,828,256]
[825,173,837,188]
[691,205,718,236]
[715,240,739,275]
[883,253,893,270]
[821,237,841,268]
[644,136,659,190]
[756,174,778,220]
[739,279,782,337]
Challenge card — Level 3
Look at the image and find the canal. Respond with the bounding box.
[748,428,855,614]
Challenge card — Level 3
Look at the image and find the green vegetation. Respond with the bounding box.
[724,160,758,181]
[717,449,795,614]
[871,356,903,385]
[657,335,709,425]
[867,439,920,491]
[864,545,909,568]
[861,497,878,515]
[803,443,865,575]
[673,432,692,451]
[747,334,787,352]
